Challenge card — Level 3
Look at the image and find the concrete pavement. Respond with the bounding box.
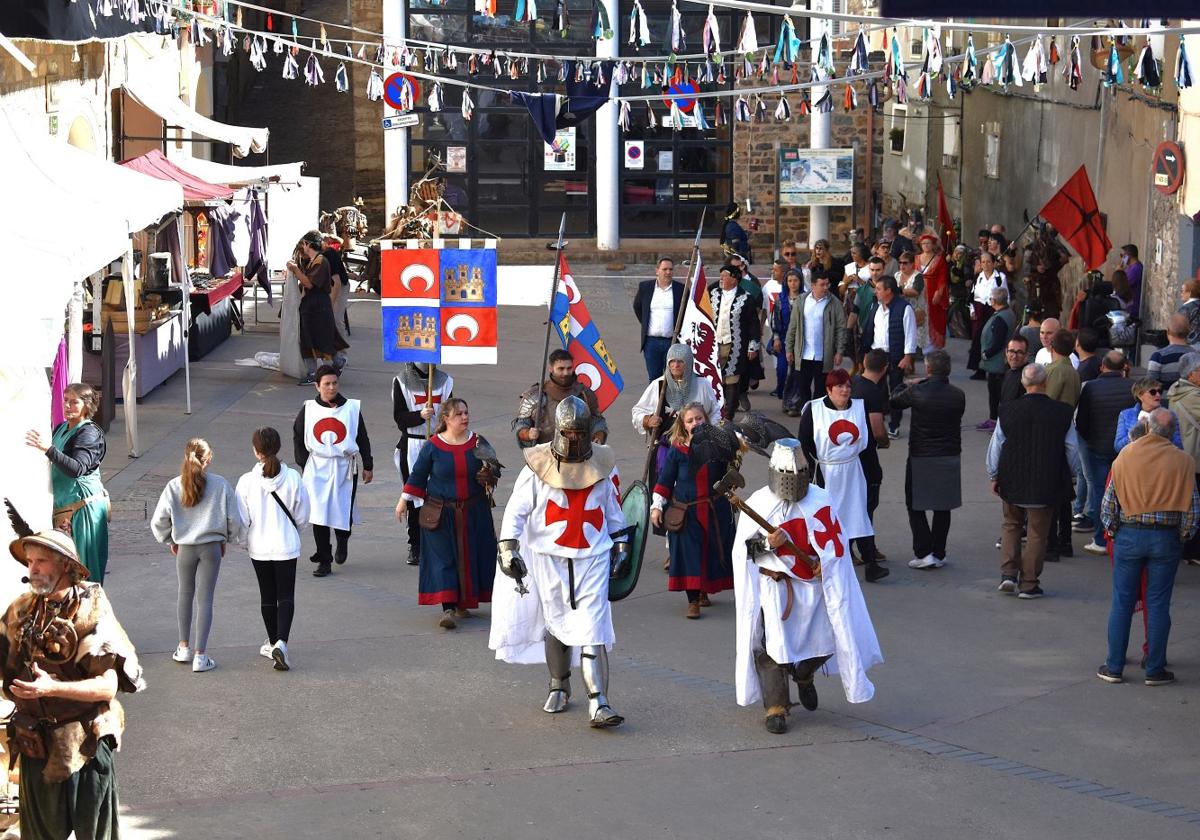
[98,268,1200,839]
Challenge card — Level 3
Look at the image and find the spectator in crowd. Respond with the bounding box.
[769,264,803,399]
[977,287,1017,431]
[1034,318,1079,368]
[1147,313,1196,388]
[1179,278,1200,345]
[860,275,917,438]
[1165,352,1200,565]
[806,239,833,285]
[851,349,892,565]
[873,239,899,277]
[784,273,847,413]
[1074,327,1108,383]
[1019,309,1043,354]
[916,233,949,350]
[896,251,927,352]
[1044,329,1082,407]
[1097,408,1199,686]
[999,335,1031,408]
[891,350,966,570]
[987,363,1080,599]
[946,244,974,338]
[1110,270,1133,314]
[781,239,800,275]
[1120,244,1143,318]
[969,251,1008,380]
[632,257,685,382]
[1115,378,1182,454]
[1075,351,1134,554]
[840,243,870,299]
[289,231,349,386]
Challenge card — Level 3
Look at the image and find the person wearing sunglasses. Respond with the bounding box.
[1114,378,1182,456]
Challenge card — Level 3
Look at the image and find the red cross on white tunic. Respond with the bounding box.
[812,505,844,557]
[413,393,443,407]
[774,517,818,580]
[545,487,603,550]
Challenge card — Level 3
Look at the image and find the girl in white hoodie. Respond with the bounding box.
[236,427,309,671]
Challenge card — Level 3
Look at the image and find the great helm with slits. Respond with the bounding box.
[767,438,810,502]
[551,395,593,463]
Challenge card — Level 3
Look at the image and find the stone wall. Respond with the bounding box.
[0,40,110,154]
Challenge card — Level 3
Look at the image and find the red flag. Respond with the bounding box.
[678,257,725,411]
[1038,165,1112,270]
[936,176,956,252]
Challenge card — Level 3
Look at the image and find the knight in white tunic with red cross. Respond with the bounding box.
[731,439,882,734]
[293,367,373,577]
[489,396,631,728]
[392,362,454,565]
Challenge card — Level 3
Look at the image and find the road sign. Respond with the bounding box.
[1153,141,1185,195]
[663,81,699,114]
[383,73,419,112]
[382,113,420,130]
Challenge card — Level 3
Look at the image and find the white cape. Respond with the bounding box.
[732,484,883,706]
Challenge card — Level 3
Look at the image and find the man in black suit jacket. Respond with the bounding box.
[632,257,686,381]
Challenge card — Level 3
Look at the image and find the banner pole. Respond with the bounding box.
[529,213,568,441]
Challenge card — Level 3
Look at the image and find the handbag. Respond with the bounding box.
[663,500,689,533]
[418,496,445,530]
[270,491,298,532]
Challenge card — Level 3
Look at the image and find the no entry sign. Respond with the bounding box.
[383,73,420,112]
[1153,141,1185,195]
[663,81,699,114]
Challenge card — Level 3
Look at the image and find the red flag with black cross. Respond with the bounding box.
[1038,165,1112,270]
[936,176,956,252]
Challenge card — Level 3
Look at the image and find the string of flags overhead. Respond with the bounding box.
[84,0,1200,137]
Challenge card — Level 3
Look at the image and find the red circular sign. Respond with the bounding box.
[663,81,699,114]
[1154,141,1185,195]
[383,73,420,112]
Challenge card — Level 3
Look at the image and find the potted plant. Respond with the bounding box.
[889,127,904,152]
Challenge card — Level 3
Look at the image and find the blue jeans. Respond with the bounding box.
[1082,446,1115,546]
[1073,445,1089,517]
[643,335,672,382]
[1106,527,1181,676]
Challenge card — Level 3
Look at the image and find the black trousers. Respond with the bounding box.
[312,524,350,557]
[251,558,297,643]
[852,482,880,565]
[886,365,905,430]
[967,303,986,370]
[406,512,422,554]
[986,372,1004,420]
[722,377,748,422]
[787,359,828,410]
[1046,500,1073,553]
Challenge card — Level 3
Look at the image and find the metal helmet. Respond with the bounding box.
[551,395,593,462]
[767,438,810,502]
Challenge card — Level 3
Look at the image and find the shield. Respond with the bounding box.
[611,480,650,601]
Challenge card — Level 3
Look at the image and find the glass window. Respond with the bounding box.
[408,13,468,42]
[476,143,528,174]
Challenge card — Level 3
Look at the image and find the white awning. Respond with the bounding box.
[123,82,269,158]
[172,155,303,187]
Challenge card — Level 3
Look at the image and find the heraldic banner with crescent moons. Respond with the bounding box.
[381,245,498,365]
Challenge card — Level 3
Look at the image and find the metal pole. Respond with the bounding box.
[425,365,434,438]
[530,213,569,439]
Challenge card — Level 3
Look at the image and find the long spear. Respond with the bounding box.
[529,213,568,443]
[640,207,706,483]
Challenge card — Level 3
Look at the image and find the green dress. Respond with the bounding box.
[49,420,109,584]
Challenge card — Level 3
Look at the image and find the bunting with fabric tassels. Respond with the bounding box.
[997,36,1020,87]
[590,0,613,41]
[1048,36,1060,66]
[754,96,768,123]
[249,37,267,72]
[736,12,757,56]
[461,91,475,121]
[916,68,932,100]
[428,83,444,112]
[1021,34,1047,86]
[926,26,943,75]
[554,0,568,37]
[774,16,801,66]
[702,5,721,57]
[961,33,977,87]
[628,0,650,49]
[272,37,284,55]
[618,100,632,132]
[734,96,751,122]
[282,51,298,79]
[1064,35,1083,90]
[1134,40,1162,88]
[668,1,685,52]
[946,66,958,99]
[304,51,324,86]
[797,94,811,116]
[843,84,857,111]
[713,101,724,127]
[866,78,879,110]
[476,0,496,17]
[814,30,835,78]
[980,51,996,85]
[646,104,657,130]
[1102,37,1124,87]
[334,62,349,93]
[813,74,833,112]
[220,25,235,57]
[1176,37,1194,89]
[773,95,791,121]
[886,27,905,81]
[669,101,683,131]
[514,0,537,23]
[848,29,868,75]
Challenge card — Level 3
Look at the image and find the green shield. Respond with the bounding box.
[610,480,650,601]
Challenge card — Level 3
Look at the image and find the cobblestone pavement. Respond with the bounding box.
[94,267,1200,840]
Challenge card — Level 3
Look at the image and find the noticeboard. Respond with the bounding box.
[778,148,855,207]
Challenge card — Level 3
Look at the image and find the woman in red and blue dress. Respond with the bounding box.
[650,402,736,619]
[395,398,497,630]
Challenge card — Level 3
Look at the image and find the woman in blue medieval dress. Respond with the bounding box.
[650,402,736,620]
[396,398,498,630]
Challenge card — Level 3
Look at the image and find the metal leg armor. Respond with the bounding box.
[543,634,572,714]
[754,647,792,734]
[580,645,623,728]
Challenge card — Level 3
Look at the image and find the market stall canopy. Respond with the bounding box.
[120,150,235,202]
[122,82,269,159]
[173,156,306,188]
[3,1,156,41]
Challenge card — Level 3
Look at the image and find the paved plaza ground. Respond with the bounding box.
[95,267,1200,839]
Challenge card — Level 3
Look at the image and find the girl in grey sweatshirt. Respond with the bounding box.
[151,438,242,673]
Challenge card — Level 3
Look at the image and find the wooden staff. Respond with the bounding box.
[712,467,821,579]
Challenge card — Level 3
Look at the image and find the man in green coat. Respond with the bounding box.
[783,274,848,416]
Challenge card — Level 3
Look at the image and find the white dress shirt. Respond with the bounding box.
[716,288,736,344]
[647,283,675,338]
[1034,348,1080,369]
[801,295,829,361]
[872,300,918,355]
[972,270,1009,306]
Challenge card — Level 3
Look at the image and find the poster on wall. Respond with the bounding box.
[624,140,644,170]
[544,127,576,171]
[446,146,467,173]
[778,148,854,207]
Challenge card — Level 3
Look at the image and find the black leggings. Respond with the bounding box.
[251,559,297,644]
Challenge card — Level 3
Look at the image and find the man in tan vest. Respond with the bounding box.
[1097,408,1199,687]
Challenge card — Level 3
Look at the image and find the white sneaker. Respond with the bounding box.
[908,555,944,569]
[172,644,192,663]
[259,641,274,659]
[271,640,291,672]
[192,653,216,673]
[1083,541,1107,555]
